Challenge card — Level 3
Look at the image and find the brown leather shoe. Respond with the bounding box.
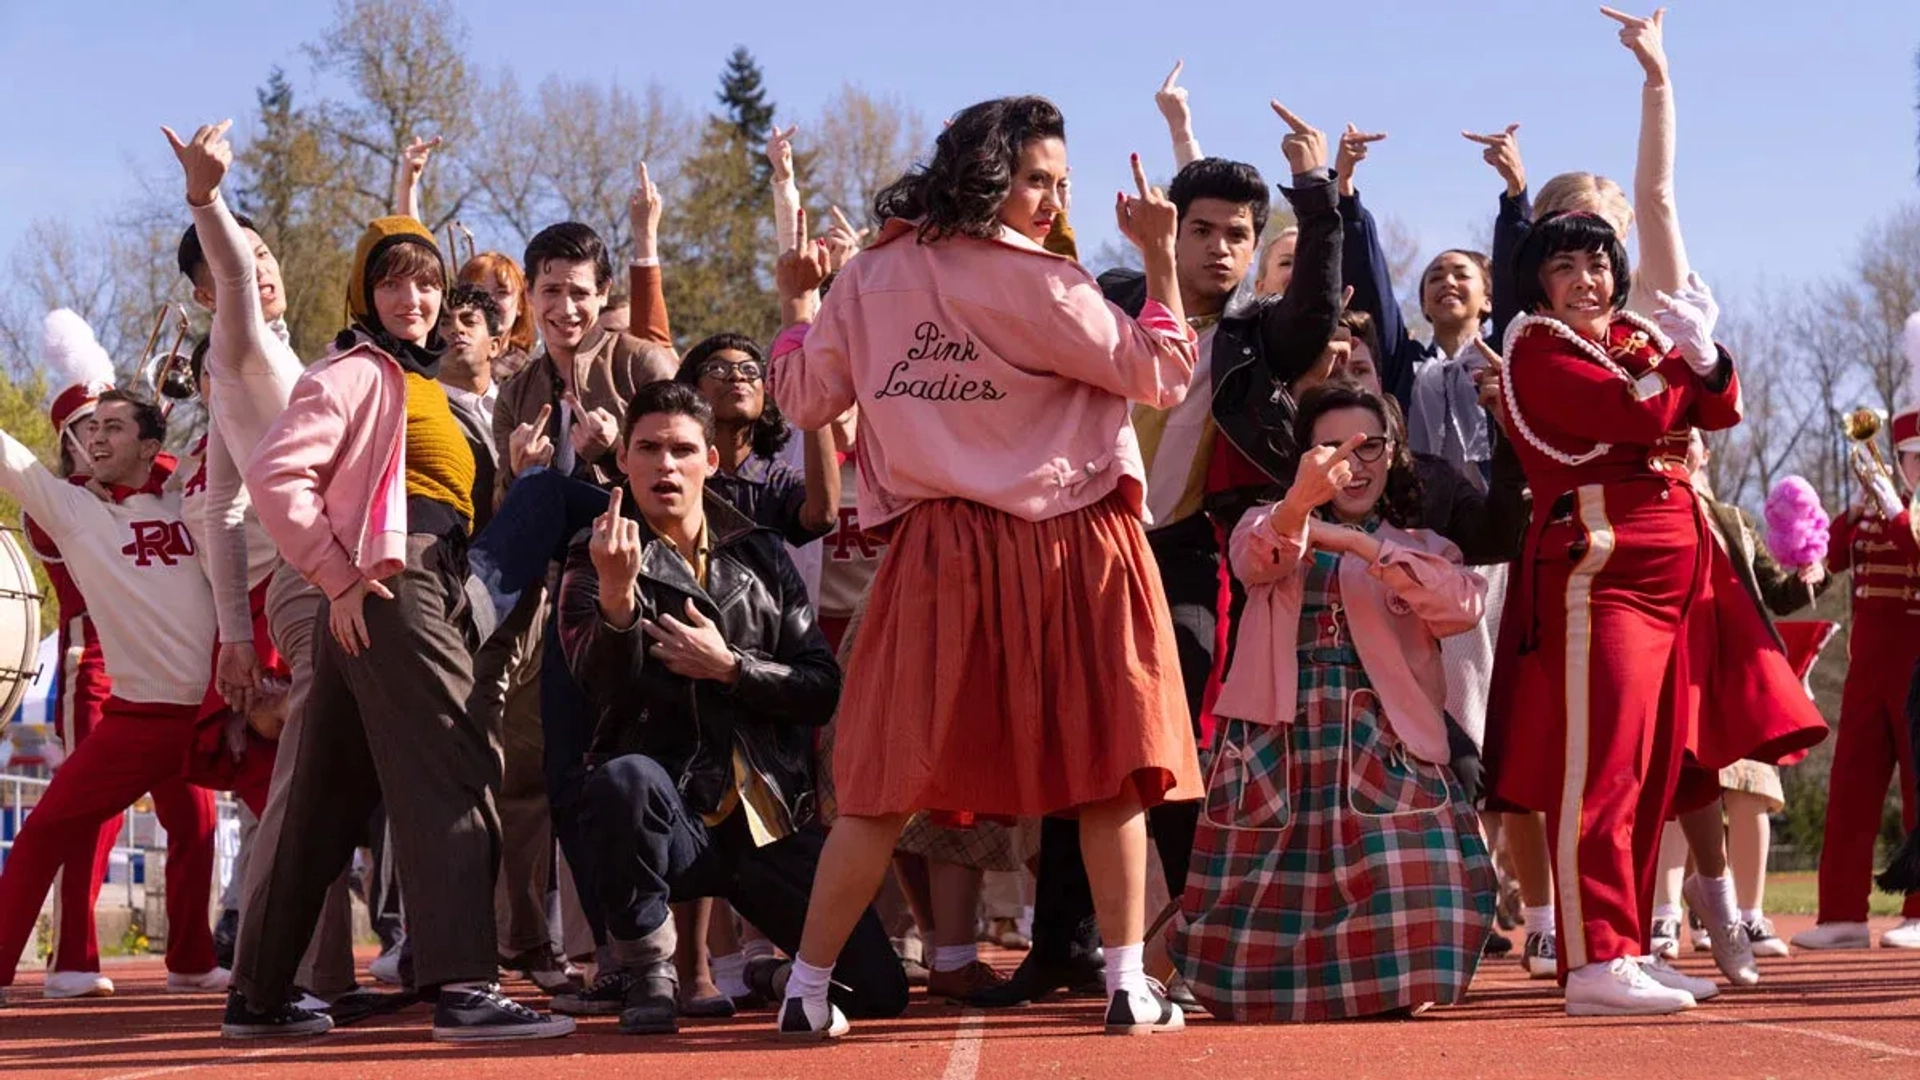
[926,961,1009,1003]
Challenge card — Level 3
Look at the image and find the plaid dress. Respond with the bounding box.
[1171,548,1497,1021]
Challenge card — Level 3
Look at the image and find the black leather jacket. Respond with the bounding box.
[559,493,839,827]
[1098,168,1344,534]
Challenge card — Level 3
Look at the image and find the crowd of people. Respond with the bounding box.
[1,4,1917,1044]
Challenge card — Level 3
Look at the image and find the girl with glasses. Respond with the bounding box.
[1172,384,1495,1021]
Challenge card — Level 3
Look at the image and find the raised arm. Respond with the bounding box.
[1602,7,1691,306]
[1257,103,1341,384]
[1464,123,1529,343]
[768,124,802,253]
[1156,61,1203,168]
[627,161,673,348]
[202,426,258,644]
[392,135,440,222]
[1334,125,1420,407]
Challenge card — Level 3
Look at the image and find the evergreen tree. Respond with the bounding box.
[718,47,776,151]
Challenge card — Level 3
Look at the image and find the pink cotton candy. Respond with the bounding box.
[1764,476,1830,570]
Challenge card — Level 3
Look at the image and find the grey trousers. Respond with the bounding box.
[230,561,358,997]
[474,587,556,959]
[232,533,501,1003]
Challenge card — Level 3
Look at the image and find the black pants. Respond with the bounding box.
[1026,520,1217,961]
[580,754,908,1019]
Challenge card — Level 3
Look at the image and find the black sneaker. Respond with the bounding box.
[431,984,574,1042]
[617,966,679,1036]
[777,996,849,1041]
[550,969,631,1016]
[1522,931,1557,979]
[965,950,1103,1008]
[220,989,335,1039]
[213,909,240,970]
[1104,980,1184,1035]
[1483,930,1514,957]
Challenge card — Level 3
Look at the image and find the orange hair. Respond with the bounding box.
[457,251,534,352]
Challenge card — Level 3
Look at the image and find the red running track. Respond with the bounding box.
[2,913,1918,1079]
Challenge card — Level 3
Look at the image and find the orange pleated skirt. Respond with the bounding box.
[831,492,1203,821]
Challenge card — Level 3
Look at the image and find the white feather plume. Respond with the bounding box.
[1905,311,1920,410]
[40,308,115,396]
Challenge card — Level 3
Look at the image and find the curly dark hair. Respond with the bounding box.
[1292,383,1424,529]
[675,332,792,459]
[872,96,1065,243]
[444,282,505,336]
[1513,211,1633,316]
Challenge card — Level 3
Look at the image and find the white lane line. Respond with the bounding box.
[1689,1012,1920,1060]
[940,1010,985,1080]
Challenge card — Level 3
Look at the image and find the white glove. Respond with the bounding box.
[1653,271,1721,377]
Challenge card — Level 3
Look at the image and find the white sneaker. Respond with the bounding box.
[44,971,114,999]
[1745,917,1790,959]
[1103,980,1186,1035]
[1790,921,1871,950]
[1564,958,1696,1017]
[1522,931,1558,979]
[1881,918,1920,949]
[1683,877,1759,987]
[167,967,232,993]
[369,943,405,986]
[1637,956,1719,1001]
[776,996,850,1041]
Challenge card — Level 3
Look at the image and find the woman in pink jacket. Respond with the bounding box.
[237,216,570,1044]
[1173,385,1495,1021]
[766,95,1203,1039]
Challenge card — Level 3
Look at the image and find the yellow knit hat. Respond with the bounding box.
[346,215,446,328]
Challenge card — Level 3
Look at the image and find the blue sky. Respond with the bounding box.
[1,0,1916,312]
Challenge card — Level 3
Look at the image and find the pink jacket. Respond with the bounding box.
[245,336,411,600]
[1215,507,1486,765]
[769,219,1196,531]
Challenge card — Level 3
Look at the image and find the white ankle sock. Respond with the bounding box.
[1103,942,1147,997]
[931,944,978,973]
[1652,903,1683,923]
[1691,873,1738,926]
[712,951,750,998]
[1739,907,1764,925]
[1523,904,1556,937]
[785,957,834,1007]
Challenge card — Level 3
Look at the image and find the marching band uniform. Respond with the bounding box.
[1486,310,1819,990]
[1809,404,1920,933]
[0,331,243,993]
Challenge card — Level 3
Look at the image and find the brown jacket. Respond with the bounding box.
[491,264,677,498]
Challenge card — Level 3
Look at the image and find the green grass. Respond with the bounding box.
[1764,871,1906,917]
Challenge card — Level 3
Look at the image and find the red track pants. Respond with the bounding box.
[0,699,222,986]
[1817,615,1920,923]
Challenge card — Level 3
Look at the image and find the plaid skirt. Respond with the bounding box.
[1170,652,1497,1021]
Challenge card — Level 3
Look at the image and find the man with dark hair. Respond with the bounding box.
[557,380,905,1035]
[974,102,1345,1008]
[0,383,257,1005]
[163,118,370,1012]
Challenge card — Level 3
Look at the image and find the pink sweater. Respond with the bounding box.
[245,337,411,600]
[1215,508,1486,766]
[769,219,1195,531]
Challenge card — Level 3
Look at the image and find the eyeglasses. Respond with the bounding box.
[1316,436,1393,463]
[697,359,762,383]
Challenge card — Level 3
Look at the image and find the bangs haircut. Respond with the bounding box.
[1512,211,1632,316]
[369,239,446,292]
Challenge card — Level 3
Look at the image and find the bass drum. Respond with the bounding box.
[0,527,44,723]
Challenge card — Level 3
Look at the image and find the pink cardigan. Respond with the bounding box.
[245,336,410,601]
[769,219,1195,532]
[1215,507,1486,765]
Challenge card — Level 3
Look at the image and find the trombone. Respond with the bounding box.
[443,220,476,269]
[142,304,196,418]
[1843,405,1907,520]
